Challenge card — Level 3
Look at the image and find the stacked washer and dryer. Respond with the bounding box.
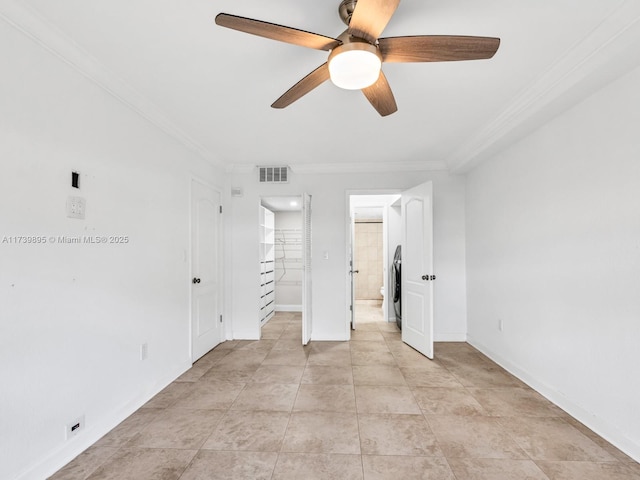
[392,245,402,330]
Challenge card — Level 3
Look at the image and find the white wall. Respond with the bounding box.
[227,171,467,341]
[0,21,221,480]
[465,64,640,460]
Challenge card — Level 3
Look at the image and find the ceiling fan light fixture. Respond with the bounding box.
[328,42,382,90]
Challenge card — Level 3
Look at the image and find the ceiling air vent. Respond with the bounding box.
[258,166,289,184]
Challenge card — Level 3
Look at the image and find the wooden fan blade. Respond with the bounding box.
[216,13,341,51]
[379,35,500,63]
[272,63,331,109]
[348,0,401,44]
[362,70,398,116]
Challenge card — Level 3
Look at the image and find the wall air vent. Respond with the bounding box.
[258,166,289,184]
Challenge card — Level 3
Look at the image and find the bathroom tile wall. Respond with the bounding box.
[354,221,383,301]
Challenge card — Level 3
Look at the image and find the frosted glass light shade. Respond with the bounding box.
[328,43,382,90]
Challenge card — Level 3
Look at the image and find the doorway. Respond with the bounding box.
[347,183,434,359]
[260,195,312,344]
[348,194,401,330]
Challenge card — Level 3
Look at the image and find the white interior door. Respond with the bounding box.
[191,179,222,361]
[349,215,357,330]
[401,181,434,359]
[302,193,312,345]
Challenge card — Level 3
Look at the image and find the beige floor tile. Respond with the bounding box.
[562,417,637,462]
[301,365,354,385]
[282,412,360,454]
[143,382,193,409]
[93,408,161,448]
[262,349,309,366]
[446,362,527,388]
[308,349,352,366]
[469,387,566,417]
[400,366,464,388]
[194,349,231,366]
[536,460,640,479]
[293,384,356,413]
[50,319,640,480]
[200,366,257,383]
[215,350,267,370]
[350,341,391,354]
[272,339,307,351]
[309,341,351,353]
[214,340,241,350]
[201,410,290,452]
[272,453,363,480]
[127,408,224,449]
[355,385,421,414]
[351,350,398,366]
[358,413,442,457]
[426,415,528,459]
[179,451,278,480]
[49,447,119,480]
[412,387,486,416]
[390,348,438,367]
[447,458,551,479]
[250,365,305,384]
[362,455,455,480]
[377,322,400,332]
[260,329,284,340]
[231,383,299,412]
[351,330,386,341]
[175,361,215,383]
[352,365,407,386]
[498,417,617,462]
[85,447,196,480]
[236,339,276,353]
[171,381,245,410]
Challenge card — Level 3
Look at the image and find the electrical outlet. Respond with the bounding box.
[140,343,148,360]
[498,319,503,332]
[66,196,86,219]
[66,415,85,439]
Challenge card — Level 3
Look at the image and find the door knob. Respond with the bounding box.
[421,275,428,281]
[192,277,201,284]
[350,270,359,275]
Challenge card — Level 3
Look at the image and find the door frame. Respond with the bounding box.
[189,176,224,362]
[344,189,400,337]
[257,194,311,343]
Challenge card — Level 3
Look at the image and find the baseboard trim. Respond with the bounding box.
[467,335,640,463]
[275,304,302,312]
[21,361,191,480]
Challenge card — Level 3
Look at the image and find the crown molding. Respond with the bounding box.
[448,1,640,174]
[0,0,225,170]
[226,160,447,175]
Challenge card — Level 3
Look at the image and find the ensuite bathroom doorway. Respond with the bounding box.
[348,194,401,330]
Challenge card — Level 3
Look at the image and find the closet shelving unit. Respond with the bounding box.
[275,228,303,286]
[259,206,275,325]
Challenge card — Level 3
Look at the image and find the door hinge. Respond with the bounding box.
[219,205,222,214]
[219,314,223,323]
[350,305,352,311]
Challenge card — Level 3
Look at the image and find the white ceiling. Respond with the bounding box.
[5,0,640,173]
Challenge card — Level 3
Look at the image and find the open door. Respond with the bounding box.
[302,193,312,345]
[349,215,357,330]
[191,179,223,361]
[401,181,434,359]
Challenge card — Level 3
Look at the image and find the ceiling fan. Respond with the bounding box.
[215,0,500,116]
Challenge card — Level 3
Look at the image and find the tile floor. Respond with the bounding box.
[50,306,640,479]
